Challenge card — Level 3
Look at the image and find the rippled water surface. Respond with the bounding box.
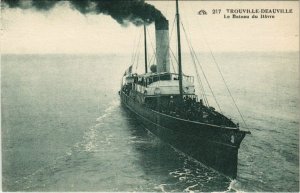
[2,53,299,191]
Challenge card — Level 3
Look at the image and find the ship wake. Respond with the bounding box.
[13,100,121,190]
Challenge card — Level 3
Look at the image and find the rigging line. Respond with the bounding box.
[191,10,247,127]
[209,48,248,128]
[135,53,140,72]
[182,8,247,128]
[167,20,177,72]
[192,44,222,113]
[169,44,177,72]
[187,44,211,106]
[183,33,210,106]
[194,48,222,113]
[131,28,141,66]
[184,33,208,105]
[169,16,177,71]
[146,26,156,58]
[134,29,143,73]
[180,23,209,106]
[182,24,214,104]
[132,29,142,67]
[148,52,155,67]
[190,50,209,106]
[180,1,193,42]
[130,28,140,65]
[169,48,178,67]
[178,3,207,104]
[170,16,176,42]
[169,54,176,73]
[184,6,246,126]
[145,28,156,67]
[181,22,223,113]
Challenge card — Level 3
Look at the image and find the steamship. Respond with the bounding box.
[119,0,250,179]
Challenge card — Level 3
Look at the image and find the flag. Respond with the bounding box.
[124,65,133,76]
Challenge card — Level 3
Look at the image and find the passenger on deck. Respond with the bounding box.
[168,96,175,114]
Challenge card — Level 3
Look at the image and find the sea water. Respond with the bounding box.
[1,52,299,191]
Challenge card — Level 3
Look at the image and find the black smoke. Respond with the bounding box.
[2,0,166,26]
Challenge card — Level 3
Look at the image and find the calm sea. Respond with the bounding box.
[1,52,299,191]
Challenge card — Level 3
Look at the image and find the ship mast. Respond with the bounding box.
[144,24,148,73]
[176,0,184,100]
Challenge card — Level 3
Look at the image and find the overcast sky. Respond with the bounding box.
[1,1,299,54]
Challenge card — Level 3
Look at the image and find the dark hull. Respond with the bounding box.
[120,92,247,179]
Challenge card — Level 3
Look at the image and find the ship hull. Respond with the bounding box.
[120,92,247,179]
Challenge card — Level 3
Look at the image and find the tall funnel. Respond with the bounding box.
[155,19,170,73]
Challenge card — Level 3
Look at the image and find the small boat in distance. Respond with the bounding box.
[119,0,250,179]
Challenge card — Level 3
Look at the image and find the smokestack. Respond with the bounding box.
[155,19,170,73]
